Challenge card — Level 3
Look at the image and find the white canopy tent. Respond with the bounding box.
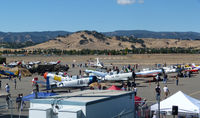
[151,91,200,116]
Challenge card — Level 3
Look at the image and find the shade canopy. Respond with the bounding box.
[22,92,57,101]
[151,91,200,114]
[107,85,122,90]
[135,96,142,105]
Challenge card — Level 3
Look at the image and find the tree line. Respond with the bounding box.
[1,47,200,55]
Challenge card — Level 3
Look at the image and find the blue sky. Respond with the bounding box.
[0,0,200,32]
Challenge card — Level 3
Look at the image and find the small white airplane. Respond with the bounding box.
[85,68,163,81]
[28,61,41,65]
[162,66,178,74]
[88,58,104,68]
[8,61,22,67]
[136,69,163,77]
[43,72,97,89]
[85,69,131,81]
[46,61,61,65]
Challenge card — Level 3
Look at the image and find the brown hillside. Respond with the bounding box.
[25,31,200,50]
[143,38,200,48]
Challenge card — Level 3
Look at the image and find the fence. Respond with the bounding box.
[136,105,151,118]
[112,110,135,118]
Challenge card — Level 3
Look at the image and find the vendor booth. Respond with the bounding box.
[151,91,200,117]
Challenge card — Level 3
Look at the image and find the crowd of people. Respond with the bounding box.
[0,70,28,112]
[0,60,198,118]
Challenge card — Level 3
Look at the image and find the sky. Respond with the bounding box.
[0,0,200,32]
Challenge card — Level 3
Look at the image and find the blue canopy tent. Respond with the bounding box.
[22,92,58,101]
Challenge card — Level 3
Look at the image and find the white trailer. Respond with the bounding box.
[29,90,135,118]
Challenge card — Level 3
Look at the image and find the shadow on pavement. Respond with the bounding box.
[0,114,28,118]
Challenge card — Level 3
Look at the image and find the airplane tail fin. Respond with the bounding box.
[191,63,196,67]
[14,70,19,76]
[96,58,100,64]
[45,75,57,90]
[57,61,61,64]
[96,58,103,67]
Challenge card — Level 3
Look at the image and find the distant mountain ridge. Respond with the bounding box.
[103,30,200,40]
[0,31,71,43]
[0,30,200,44]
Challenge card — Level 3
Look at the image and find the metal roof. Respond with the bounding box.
[31,90,134,106]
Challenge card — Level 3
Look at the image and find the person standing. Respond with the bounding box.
[131,81,136,91]
[184,71,187,78]
[121,84,127,91]
[187,71,191,78]
[35,82,39,92]
[155,84,161,101]
[163,74,168,84]
[176,75,179,86]
[20,94,26,110]
[132,71,136,83]
[79,69,82,76]
[98,83,101,90]
[8,75,11,81]
[127,81,131,91]
[0,80,1,89]
[155,74,160,84]
[163,85,170,98]
[18,71,21,81]
[14,78,17,89]
[5,83,10,93]
[16,94,22,111]
[133,86,137,96]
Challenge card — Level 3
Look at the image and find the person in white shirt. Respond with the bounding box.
[133,87,137,96]
[163,85,170,98]
[155,74,160,84]
[5,83,10,93]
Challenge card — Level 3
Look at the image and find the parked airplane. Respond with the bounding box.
[44,72,71,82]
[46,61,61,65]
[136,69,163,77]
[85,68,163,81]
[0,66,18,77]
[28,61,41,65]
[88,58,104,68]
[162,66,178,74]
[7,61,22,67]
[0,70,18,77]
[184,67,198,73]
[191,63,200,70]
[43,72,98,89]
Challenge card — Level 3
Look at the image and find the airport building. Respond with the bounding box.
[29,90,135,118]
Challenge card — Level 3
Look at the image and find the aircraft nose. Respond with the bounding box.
[44,72,48,79]
[89,76,98,84]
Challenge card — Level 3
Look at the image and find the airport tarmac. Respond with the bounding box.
[1,54,200,118]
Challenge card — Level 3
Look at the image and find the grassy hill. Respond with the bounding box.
[24,30,200,51]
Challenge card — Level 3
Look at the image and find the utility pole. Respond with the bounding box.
[8,95,13,118]
[158,95,160,118]
[155,84,161,118]
[34,89,38,99]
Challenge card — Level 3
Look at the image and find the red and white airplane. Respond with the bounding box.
[85,69,163,81]
[46,61,61,65]
[8,61,22,67]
